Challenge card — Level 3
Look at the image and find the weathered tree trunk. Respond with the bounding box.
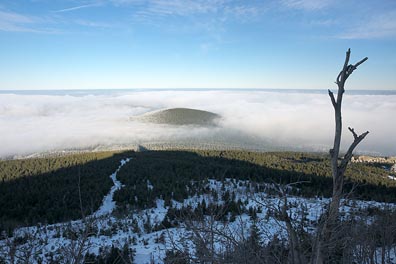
[282,197,305,264]
[311,49,368,264]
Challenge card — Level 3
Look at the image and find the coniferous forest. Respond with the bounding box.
[0,151,133,234]
[1,149,395,237]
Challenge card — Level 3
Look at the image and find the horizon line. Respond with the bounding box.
[1,87,396,91]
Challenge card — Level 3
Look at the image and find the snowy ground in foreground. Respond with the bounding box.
[1,158,395,263]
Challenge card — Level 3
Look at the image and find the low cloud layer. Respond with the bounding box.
[0,90,395,158]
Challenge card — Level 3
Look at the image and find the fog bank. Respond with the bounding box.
[0,90,395,158]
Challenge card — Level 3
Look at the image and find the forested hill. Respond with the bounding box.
[1,150,395,234]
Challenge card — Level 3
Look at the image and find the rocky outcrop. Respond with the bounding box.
[392,164,396,172]
[351,155,396,164]
[136,145,149,152]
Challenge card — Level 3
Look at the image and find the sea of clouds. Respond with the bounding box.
[0,89,395,158]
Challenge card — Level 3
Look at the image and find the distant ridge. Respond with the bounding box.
[132,108,221,126]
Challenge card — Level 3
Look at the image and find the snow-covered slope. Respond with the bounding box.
[1,159,395,264]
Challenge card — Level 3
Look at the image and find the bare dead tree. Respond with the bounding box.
[253,181,311,264]
[61,167,96,264]
[13,231,45,264]
[61,218,95,264]
[311,49,368,264]
[0,228,45,264]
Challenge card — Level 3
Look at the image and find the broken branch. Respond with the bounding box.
[328,89,337,108]
[348,127,358,140]
[340,130,369,170]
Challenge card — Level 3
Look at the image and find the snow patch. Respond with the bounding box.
[388,175,396,181]
[94,158,131,217]
[147,179,154,190]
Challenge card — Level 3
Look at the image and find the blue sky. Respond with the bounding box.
[0,0,395,90]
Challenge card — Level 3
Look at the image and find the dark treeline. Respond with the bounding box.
[1,149,395,235]
[114,150,396,213]
[0,151,134,234]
